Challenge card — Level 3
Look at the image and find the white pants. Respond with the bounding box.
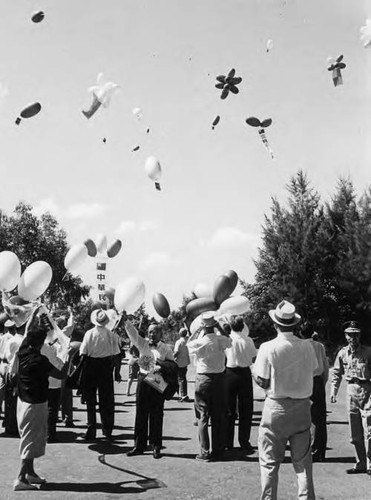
[258,397,315,500]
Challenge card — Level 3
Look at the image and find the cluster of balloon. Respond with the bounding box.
[15,102,41,125]
[145,156,162,191]
[327,55,346,87]
[215,69,242,100]
[114,277,146,314]
[153,292,171,318]
[82,73,119,119]
[245,117,274,159]
[360,19,371,48]
[31,11,45,23]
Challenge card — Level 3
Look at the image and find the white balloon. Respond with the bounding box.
[266,39,273,52]
[114,277,146,314]
[144,156,162,182]
[132,107,142,120]
[95,234,108,254]
[189,314,204,335]
[360,19,371,48]
[0,251,21,292]
[64,244,88,272]
[18,261,52,301]
[218,296,250,316]
[193,282,213,299]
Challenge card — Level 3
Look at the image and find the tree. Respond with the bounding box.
[0,202,90,308]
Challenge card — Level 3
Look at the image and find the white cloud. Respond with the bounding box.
[64,202,107,219]
[140,251,179,271]
[204,226,259,248]
[115,220,137,235]
[32,198,59,217]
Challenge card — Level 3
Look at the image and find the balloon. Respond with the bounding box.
[213,275,233,306]
[246,117,274,159]
[153,293,170,318]
[327,55,346,87]
[15,102,41,125]
[84,238,97,257]
[106,308,119,330]
[82,73,119,119]
[189,314,204,335]
[0,251,21,292]
[31,11,45,23]
[107,239,122,258]
[132,107,142,120]
[215,68,242,100]
[18,261,52,301]
[186,297,218,321]
[266,39,273,52]
[95,234,107,254]
[64,244,88,272]
[246,117,261,127]
[212,115,220,130]
[360,19,371,48]
[193,282,213,299]
[114,277,145,314]
[145,156,162,191]
[224,270,238,292]
[218,296,250,316]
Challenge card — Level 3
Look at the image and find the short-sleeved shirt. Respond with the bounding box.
[188,333,232,374]
[331,344,371,394]
[253,331,318,399]
[225,326,257,368]
[80,325,120,358]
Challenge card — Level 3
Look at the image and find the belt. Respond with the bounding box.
[348,378,371,385]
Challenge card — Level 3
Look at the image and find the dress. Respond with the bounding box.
[253,331,318,500]
[125,321,174,450]
[188,331,231,458]
[225,325,257,449]
[79,324,120,439]
[331,344,371,470]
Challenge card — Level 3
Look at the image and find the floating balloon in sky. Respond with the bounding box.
[245,117,274,159]
[212,115,220,130]
[107,239,122,258]
[266,39,273,53]
[215,68,242,100]
[153,293,171,318]
[64,244,88,273]
[114,277,145,314]
[145,156,162,191]
[132,107,142,120]
[327,55,346,87]
[84,239,97,258]
[31,11,45,23]
[15,102,41,125]
[82,73,119,119]
[360,20,371,48]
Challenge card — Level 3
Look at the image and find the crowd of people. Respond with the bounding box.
[0,297,371,499]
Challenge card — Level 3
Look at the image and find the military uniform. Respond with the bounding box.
[331,332,371,472]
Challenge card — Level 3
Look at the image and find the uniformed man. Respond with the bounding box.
[330,321,371,475]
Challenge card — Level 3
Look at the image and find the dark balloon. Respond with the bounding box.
[227,68,236,79]
[212,115,220,130]
[213,275,233,306]
[132,145,140,152]
[337,54,344,63]
[229,85,239,95]
[260,118,272,128]
[186,297,218,321]
[84,239,97,257]
[31,11,45,23]
[337,62,346,69]
[215,83,224,89]
[216,75,226,83]
[107,239,122,258]
[224,270,238,292]
[153,293,171,318]
[246,117,261,127]
[229,77,242,85]
[20,102,41,119]
[220,87,230,100]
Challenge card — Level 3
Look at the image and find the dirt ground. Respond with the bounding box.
[0,361,370,500]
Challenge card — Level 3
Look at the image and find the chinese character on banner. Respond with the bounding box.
[95,256,108,305]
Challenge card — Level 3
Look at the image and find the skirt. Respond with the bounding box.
[17,398,48,459]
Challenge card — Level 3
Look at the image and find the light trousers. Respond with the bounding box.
[258,397,315,500]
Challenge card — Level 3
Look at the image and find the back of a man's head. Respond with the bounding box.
[230,316,245,332]
[300,321,314,339]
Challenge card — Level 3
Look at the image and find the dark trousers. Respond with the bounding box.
[84,357,115,438]
[311,375,327,456]
[48,388,61,439]
[225,366,254,449]
[134,373,165,450]
[3,383,18,436]
[60,378,73,423]
[177,366,188,398]
[194,372,227,456]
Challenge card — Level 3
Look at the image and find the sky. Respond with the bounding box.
[0,0,370,316]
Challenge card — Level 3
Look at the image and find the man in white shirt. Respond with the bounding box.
[123,318,174,459]
[187,312,232,462]
[173,327,191,402]
[253,300,318,500]
[225,315,257,455]
[79,309,120,442]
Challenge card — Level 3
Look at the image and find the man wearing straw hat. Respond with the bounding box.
[330,321,371,475]
[253,300,318,500]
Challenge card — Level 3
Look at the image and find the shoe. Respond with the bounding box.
[346,467,367,474]
[195,453,210,462]
[47,435,59,443]
[26,473,46,485]
[63,420,75,428]
[367,469,371,476]
[127,447,144,457]
[242,443,255,456]
[153,447,162,459]
[312,452,325,462]
[13,479,38,491]
[76,434,96,443]
[179,396,190,402]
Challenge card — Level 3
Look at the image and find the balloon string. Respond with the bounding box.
[61,271,68,282]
